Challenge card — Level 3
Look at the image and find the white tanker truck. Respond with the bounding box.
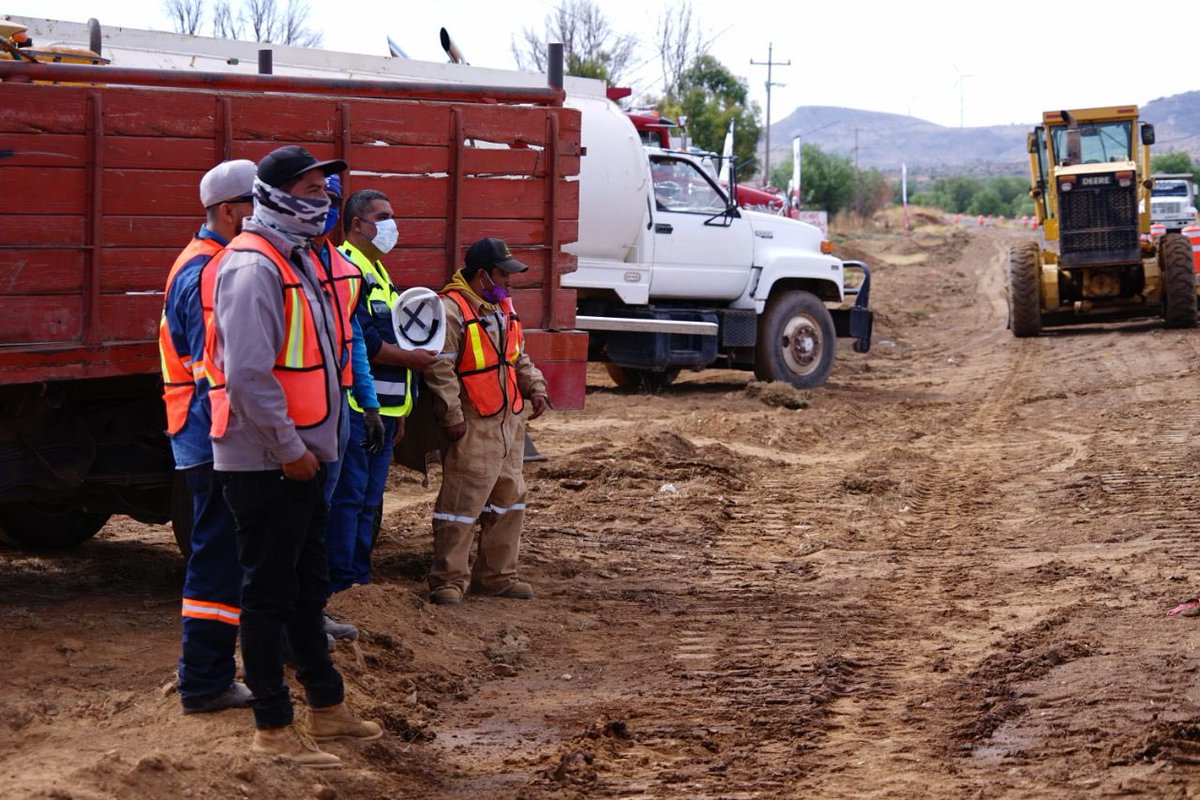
[562,90,873,390]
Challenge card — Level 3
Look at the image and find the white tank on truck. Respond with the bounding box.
[561,85,872,390]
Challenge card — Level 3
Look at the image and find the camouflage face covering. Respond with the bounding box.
[251,177,331,244]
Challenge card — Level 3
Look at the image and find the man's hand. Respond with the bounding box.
[362,408,386,455]
[444,421,467,442]
[528,393,550,420]
[282,450,319,481]
[393,415,406,445]
[397,348,439,372]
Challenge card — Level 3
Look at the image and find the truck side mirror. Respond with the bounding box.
[1141,124,1155,146]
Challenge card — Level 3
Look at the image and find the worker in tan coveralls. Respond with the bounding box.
[423,237,550,606]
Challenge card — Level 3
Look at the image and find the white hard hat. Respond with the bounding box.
[391,287,445,352]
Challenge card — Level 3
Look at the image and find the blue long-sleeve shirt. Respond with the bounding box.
[164,226,227,469]
[315,242,378,410]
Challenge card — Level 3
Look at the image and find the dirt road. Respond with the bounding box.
[5,221,1200,799]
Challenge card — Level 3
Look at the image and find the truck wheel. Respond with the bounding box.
[604,363,679,391]
[754,290,836,389]
[1008,241,1042,337]
[1160,233,1198,329]
[0,503,110,550]
[171,470,194,558]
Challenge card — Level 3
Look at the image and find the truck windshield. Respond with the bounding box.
[1049,120,1133,164]
[1153,182,1189,197]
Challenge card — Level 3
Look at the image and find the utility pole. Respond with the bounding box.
[751,42,789,187]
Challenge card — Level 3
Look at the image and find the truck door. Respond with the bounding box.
[647,154,755,301]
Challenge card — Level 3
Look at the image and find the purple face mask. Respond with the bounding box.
[481,271,509,304]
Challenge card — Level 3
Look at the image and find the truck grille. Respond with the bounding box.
[1156,201,1184,215]
[1059,183,1139,264]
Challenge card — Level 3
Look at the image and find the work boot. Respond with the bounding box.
[496,580,535,600]
[430,585,463,606]
[181,681,253,715]
[252,722,342,769]
[309,702,384,742]
[323,614,359,641]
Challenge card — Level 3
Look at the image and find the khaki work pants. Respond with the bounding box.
[430,409,526,595]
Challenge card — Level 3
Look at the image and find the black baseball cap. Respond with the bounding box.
[465,237,528,274]
[257,145,346,188]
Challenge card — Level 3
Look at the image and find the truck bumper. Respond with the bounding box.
[832,260,873,353]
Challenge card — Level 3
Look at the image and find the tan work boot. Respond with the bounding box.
[309,702,384,742]
[496,580,535,600]
[252,722,342,769]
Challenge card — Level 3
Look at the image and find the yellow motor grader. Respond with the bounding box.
[1008,105,1197,336]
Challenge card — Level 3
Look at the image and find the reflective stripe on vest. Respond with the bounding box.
[202,232,332,439]
[443,290,524,418]
[315,243,364,389]
[159,237,224,435]
[338,243,413,417]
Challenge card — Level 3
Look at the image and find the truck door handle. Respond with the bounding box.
[655,223,673,234]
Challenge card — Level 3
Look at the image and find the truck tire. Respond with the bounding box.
[1160,233,1198,329]
[754,290,836,389]
[1008,241,1042,337]
[0,503,110,550]
[605,363,679,391]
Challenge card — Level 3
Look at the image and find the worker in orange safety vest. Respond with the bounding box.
[423,237,550,606]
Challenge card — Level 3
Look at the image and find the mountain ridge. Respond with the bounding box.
[764,92,1200,175]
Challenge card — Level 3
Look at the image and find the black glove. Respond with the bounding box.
[362,408,386,456]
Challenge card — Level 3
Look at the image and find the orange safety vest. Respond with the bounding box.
[314,242,364,389]
[444,290,524,418]
[202,232,332,438]
[159,237,224,435]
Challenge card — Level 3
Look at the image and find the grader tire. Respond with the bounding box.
[1160,233,1198,329]
[1008,241,1042,338]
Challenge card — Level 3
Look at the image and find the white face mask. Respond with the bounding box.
[370,218,399,254]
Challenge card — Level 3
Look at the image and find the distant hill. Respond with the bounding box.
[764,92,1200,176]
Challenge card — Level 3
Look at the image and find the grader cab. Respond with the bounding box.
[1008,105,1197,336]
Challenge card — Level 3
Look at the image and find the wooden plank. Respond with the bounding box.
[102,216,199,247]
[532,358,587,410]
[339,100,454,147]
[99,248,179,292]
[0,341,157,382]
[102,88,224,138]
[0,84,89,134]
[0,296,82,345]
[103,170,211,216]
[347,144,450,177]
[510,287,576,329]
[0,249,85,293]
[0,168,87,215]
[105,136,217,171]
[0,215,86,247]
[97,294,162,341]
[1,133,87,168]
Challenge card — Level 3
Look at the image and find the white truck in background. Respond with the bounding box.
[562,91,873,390]
[1151,173,1198,232]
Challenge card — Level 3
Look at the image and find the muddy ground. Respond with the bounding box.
[5,219,1200,799]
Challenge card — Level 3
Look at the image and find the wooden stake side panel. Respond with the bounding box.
[0,81,581,381]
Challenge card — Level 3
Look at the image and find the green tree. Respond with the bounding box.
[660,55,762,180]
[1151,152,1200,184]
[797,144,855,215]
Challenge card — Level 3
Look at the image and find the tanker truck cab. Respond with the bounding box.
[564,90,872,390]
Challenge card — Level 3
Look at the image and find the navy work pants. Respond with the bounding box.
[179,463,242,705]
[326,409,397,593]
[218,467,345,730]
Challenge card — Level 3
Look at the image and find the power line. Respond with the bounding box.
[750,42,789,184]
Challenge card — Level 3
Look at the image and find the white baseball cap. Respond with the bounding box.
[199,159,256,208]
[391,287,446,352]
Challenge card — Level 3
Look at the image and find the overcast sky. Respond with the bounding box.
[7,1,1197,130]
